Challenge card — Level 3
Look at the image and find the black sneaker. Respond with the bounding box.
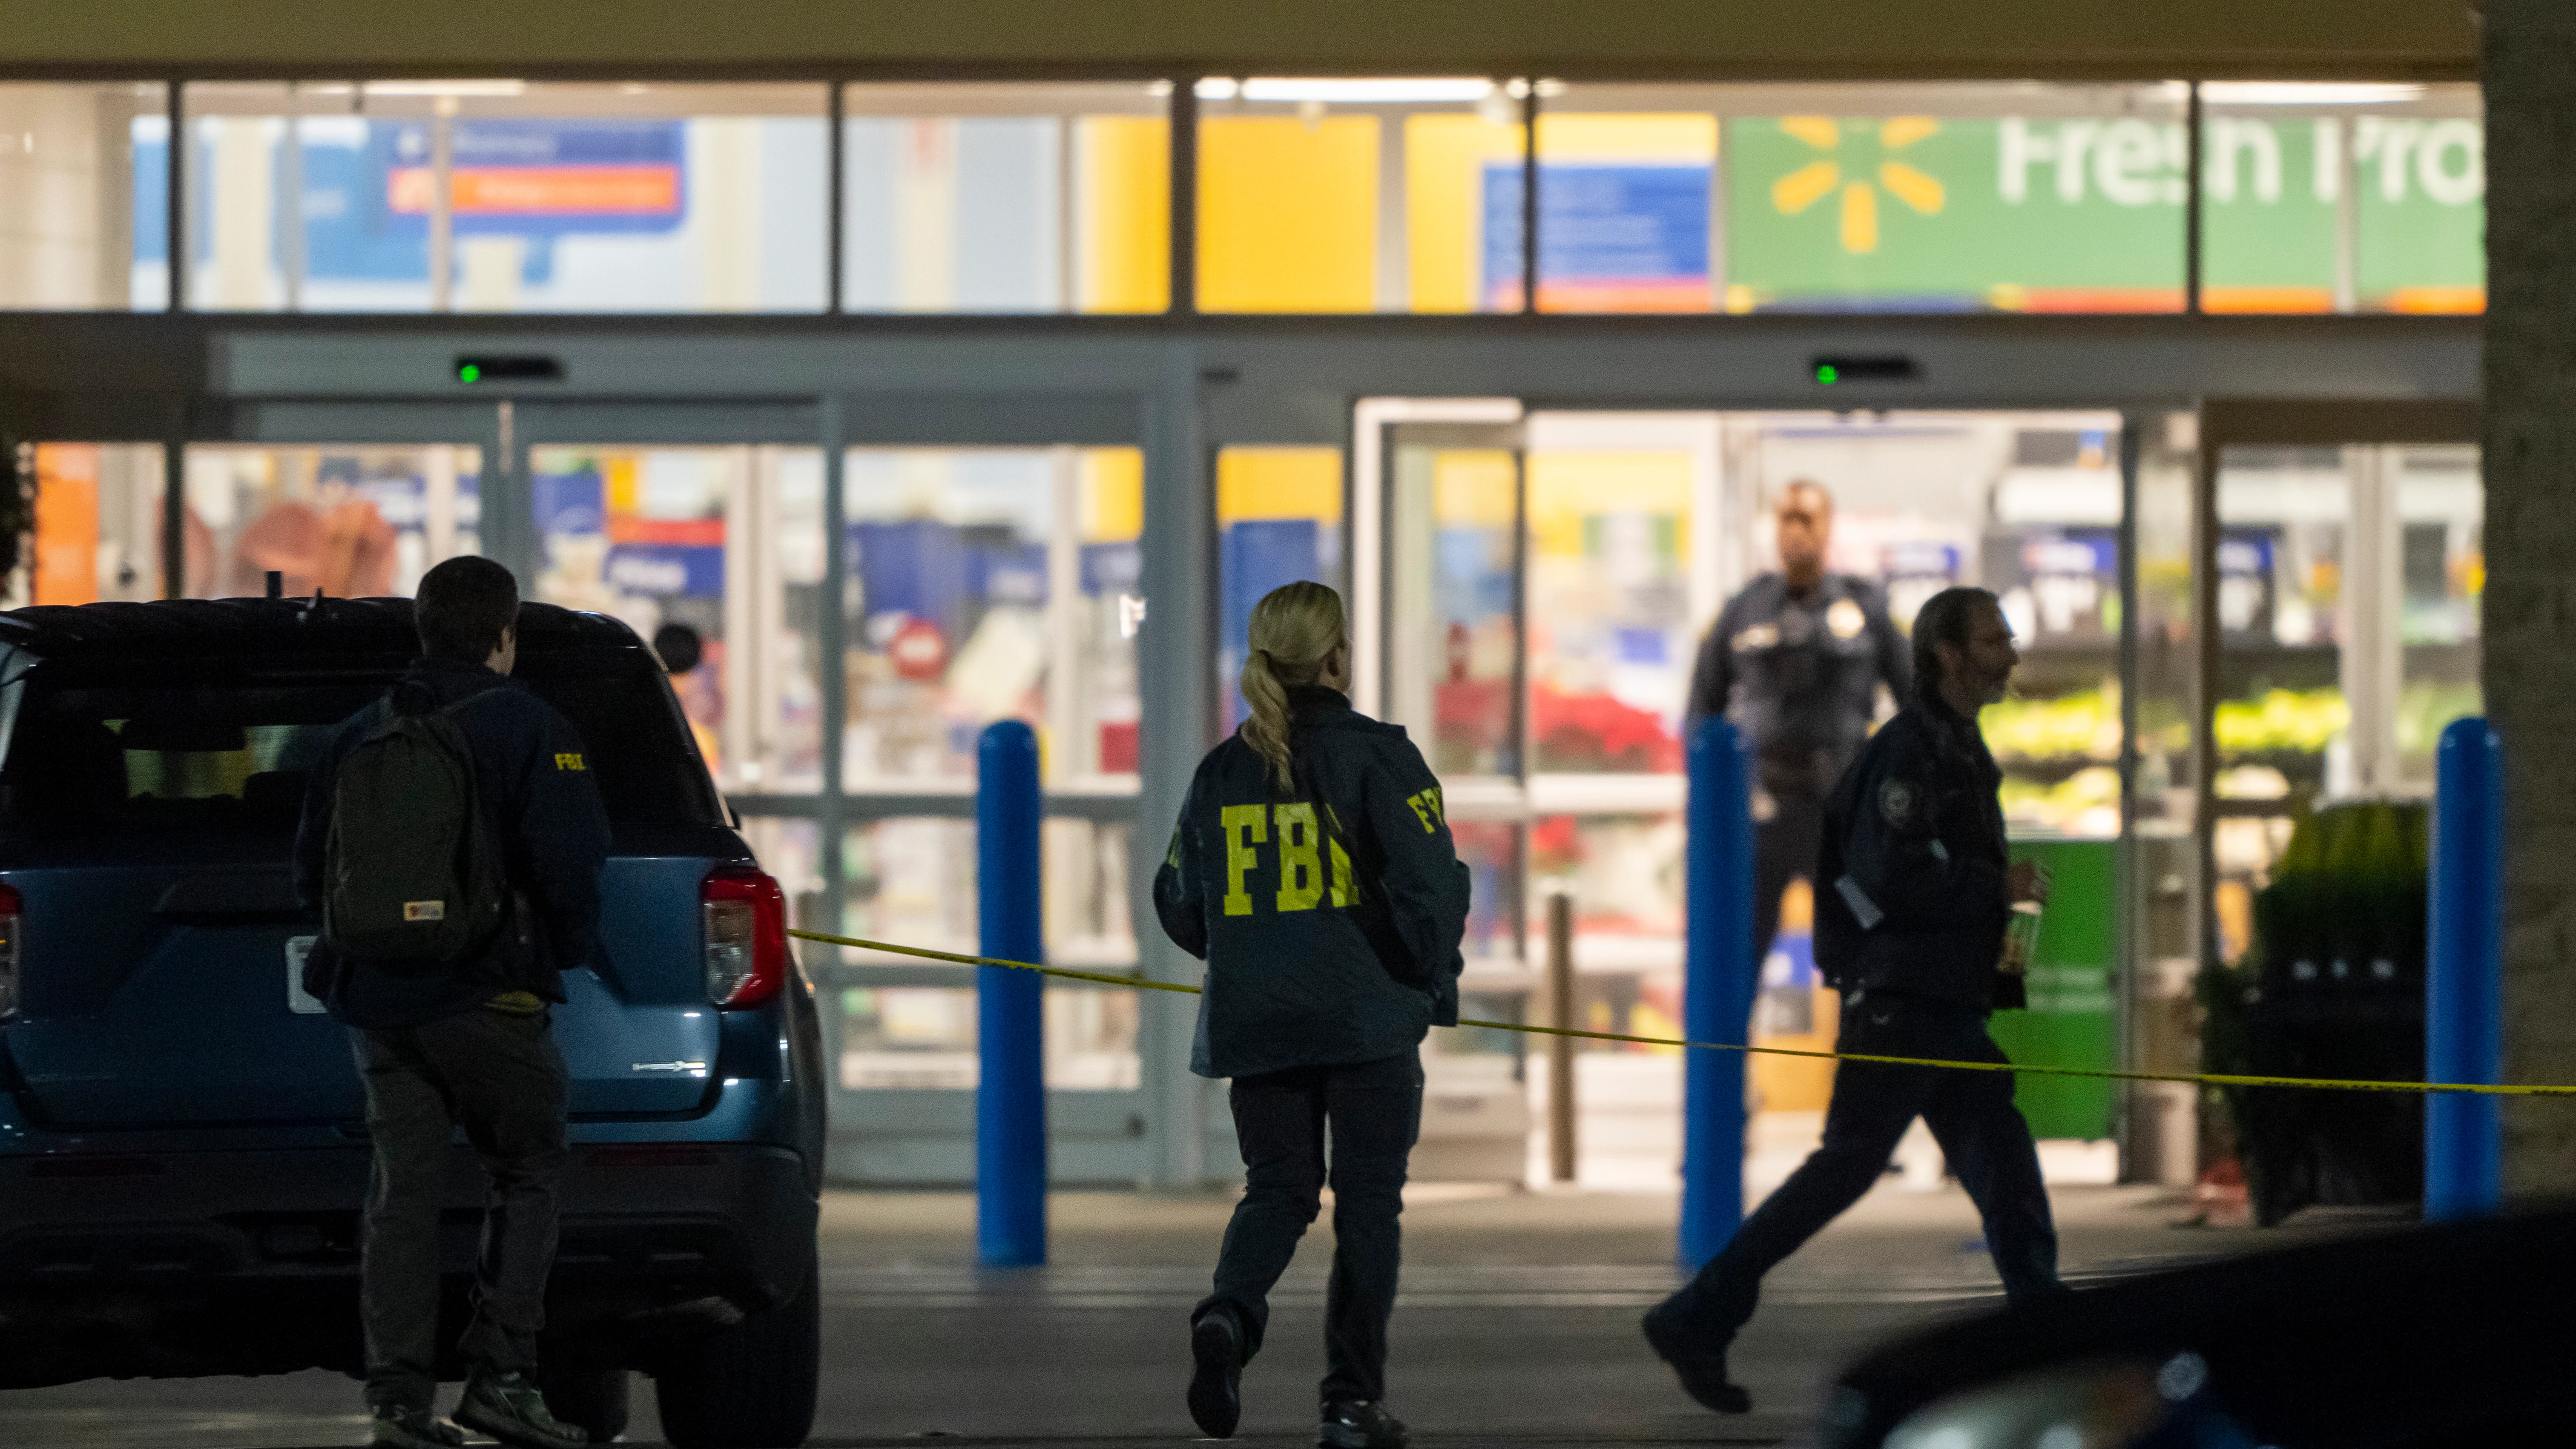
[1318,1399,1409,1449]
[1641,1304,1752,1414]
[1187,1308,1244,1438]
[454,1372,589,1449]
[367,1404,464,1449]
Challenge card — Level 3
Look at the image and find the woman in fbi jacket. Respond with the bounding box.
[1154,580,1470,1449]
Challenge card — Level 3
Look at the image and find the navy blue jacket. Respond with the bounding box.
[1812,696,2024,1013]
[294,657,612,1030]
[1154,688,1471,1079]
[1686,572,1908,794]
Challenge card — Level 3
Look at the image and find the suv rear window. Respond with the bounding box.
[0,662,719,840]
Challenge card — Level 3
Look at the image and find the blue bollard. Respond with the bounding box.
[976,720,1048,1266]
[1681,719,1758,1269]
[2426,716,2504,1221]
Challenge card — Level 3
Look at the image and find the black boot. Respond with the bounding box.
[1318,1398,1409,1449]
[1642,1302,1753,1414]
[1188,1308,1245,1439]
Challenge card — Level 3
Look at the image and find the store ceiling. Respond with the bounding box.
[0,0,2477,82]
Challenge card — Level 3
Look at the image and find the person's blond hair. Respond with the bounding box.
[1239,580,1347,794]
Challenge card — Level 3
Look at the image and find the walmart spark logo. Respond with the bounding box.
[1768,117,1944,253]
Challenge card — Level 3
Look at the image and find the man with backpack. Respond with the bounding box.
[295,557,612,1449]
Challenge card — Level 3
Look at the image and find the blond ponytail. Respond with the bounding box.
[1238,580,1347,795]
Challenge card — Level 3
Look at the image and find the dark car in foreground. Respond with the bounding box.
[1824,1207,2576,1449]
[0,598,827,1449]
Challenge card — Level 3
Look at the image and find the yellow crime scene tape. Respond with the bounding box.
[787,928,2573,1099]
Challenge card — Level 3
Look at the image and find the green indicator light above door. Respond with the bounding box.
[452,354,566,384]
[1815,363,1839,385]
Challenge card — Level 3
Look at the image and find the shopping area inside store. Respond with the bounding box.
[14,392,2481,1190]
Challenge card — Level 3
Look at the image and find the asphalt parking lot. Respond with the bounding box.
[0,1180,2359,1449]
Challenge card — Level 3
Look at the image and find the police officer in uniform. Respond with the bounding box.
[1685,480,1910,965]
[1644,585,2061,1414]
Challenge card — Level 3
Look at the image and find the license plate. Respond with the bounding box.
[286,936,325,1015]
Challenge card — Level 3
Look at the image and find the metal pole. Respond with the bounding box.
[429,96,457,313]
[1546,891,1577,1184]
[1518,83,1539,314]
[1167,80,1198,316]
[281,81,305,313]
[977,718,1048,1266]
[826,83,846,315]
[164,81,184,313]
[1680,717,1755,1268]
[2427,715,2503,1220]
[2183,82,2203,316]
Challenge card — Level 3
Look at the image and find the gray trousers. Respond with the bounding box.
[353,1007,569,1411]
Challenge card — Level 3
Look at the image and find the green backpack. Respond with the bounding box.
[322,695,509,971]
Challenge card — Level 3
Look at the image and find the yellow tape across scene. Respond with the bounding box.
[787,929,2574,1099]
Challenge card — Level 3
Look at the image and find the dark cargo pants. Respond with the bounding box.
[353,1007,570,1412]
[1195,1050,1424,1406]
[1655,996,2059,1347]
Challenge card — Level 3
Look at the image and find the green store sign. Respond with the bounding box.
[1723,115,2484,312]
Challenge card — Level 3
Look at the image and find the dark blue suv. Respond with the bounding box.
[0,598,825,1449]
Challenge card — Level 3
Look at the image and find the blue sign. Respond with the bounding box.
[1484,162,1714,309]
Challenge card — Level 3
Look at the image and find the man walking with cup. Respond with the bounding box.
[1643,585,2062,1414]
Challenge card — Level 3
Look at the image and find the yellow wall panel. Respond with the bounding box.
[1076,116,1170,314]
[1217,447,1344,525]
[1405,114,1523,313]
[1198,116,1378,313]
[1079,447,1145,543]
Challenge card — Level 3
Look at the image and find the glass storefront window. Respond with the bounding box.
[1216,447,1347,732]
[1530,83,2187,314]
[1524,416,1709,774]
[836,985,1140,1091]
[843,446,1142,786]
[833,813,1140,1090]
[2207,442,2477,960]
[26,444,166,603]
[179,81,827,312]
[531,444,824,794]
[0,83,167,309]
[1529,87,1720,313]
[2393,445,2481,781]
[1195,77,1527,313]
[183,444,481,600]
[2199,83,2483,315]
[841,83,1170,313]
[1386,430,1522,776]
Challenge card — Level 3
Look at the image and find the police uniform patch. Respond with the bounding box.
[1827,598,1867,640]
[1878,778,1918,826]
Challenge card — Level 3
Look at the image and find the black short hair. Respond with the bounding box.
[414,556,520,663]
[1910,585,1999,706]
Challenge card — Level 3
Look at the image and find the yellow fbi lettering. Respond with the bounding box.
[1220,802,1350,915]
[1221,805,1268,916]
[1404,786,1445,834]
[554,752,587,771]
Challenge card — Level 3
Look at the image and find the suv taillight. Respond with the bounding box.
[701,866,787,1008]
[0,882,20,1019]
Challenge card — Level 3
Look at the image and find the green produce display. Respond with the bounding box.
[2214,688,2349,757]
[1981,689,2121,763]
